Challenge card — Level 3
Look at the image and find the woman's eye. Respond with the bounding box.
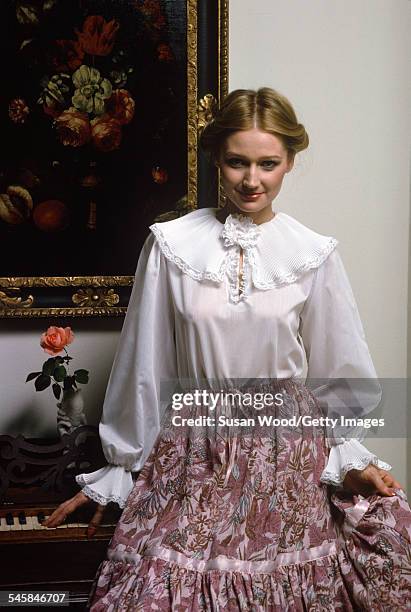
[225,159,278,169]
[226,158,244,167]
[261,161,278,169]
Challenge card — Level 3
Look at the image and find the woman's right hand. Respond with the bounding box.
[343,464,403,498]
[42,491,106,538]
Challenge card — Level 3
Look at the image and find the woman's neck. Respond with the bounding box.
[216,201,274,226]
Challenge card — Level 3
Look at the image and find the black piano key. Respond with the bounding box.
[18,512,27,525]
[38,512,45,523]
[6,513,14,525]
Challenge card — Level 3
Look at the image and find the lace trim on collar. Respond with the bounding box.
[149,208,338,298]
[250,235,338,289]
[150,223,227,283]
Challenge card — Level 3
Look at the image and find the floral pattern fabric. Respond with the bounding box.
[88,381,411,611]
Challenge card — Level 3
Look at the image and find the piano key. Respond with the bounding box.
[0,512,117,533]
[12,517,23,530]
[24,516,35,530]
[0,517,11,531]
[31,516,47,530]
[20,517,32,530]
[39,515,57,530]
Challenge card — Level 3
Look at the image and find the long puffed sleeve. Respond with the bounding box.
[299,249,392,487]
[76,232,177,507]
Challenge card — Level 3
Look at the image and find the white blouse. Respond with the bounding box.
[76,207,391,508]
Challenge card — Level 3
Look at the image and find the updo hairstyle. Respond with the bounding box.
[199,87,309,164]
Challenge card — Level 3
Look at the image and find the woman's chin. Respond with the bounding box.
[228,198,271,214]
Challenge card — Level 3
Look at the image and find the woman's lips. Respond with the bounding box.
[237,191,264,201]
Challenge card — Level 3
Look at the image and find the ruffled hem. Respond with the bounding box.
[89,538,411,612]
[89,547,356,611]
[89,490,411,611]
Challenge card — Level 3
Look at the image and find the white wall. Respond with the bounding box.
[229,0,411,486]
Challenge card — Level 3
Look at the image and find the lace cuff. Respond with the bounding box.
[75,465,134,508]
[320,438,392,487]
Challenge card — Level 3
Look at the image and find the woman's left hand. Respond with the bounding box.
[343,464,403,497]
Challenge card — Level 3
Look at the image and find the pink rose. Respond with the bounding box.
[40,326,74,355]
[91,115,122,152]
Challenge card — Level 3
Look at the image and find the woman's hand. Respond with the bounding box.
[343,464,403,497]
[42,491,106,538]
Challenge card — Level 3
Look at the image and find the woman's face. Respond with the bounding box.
[217,127,294,215]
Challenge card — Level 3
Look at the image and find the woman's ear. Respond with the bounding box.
[286,154,295,173]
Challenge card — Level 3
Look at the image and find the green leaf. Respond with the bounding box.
[53,365,67,382]
[26,372,41,382]
[35,374,51,391]
[74,369,89,384]
[55,356,65,364]
[42,358,56,376]
[52,383,62,400]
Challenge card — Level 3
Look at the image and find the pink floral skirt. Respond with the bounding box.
[88,380,411,611]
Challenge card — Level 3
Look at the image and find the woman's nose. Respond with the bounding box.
[243,166,260,188]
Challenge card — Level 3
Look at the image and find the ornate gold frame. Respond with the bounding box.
[0,0,229,318]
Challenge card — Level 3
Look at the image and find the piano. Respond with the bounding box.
[0,427,123,610]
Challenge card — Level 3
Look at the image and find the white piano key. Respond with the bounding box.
[20,517,31,530]
[0,517,11,531]
[25,516,35,530]
[56,522,68,529]
[31,517,46,530]
[12,517,23,530]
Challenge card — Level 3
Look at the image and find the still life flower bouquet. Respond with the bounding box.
[37,15,136,153]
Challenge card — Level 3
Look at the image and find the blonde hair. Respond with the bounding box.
[199,87,309,163]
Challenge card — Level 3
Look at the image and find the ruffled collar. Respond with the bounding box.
[149,207,337,303]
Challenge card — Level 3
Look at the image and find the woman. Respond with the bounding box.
[44,88,411,610]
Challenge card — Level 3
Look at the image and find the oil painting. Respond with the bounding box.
[0,0,228,316]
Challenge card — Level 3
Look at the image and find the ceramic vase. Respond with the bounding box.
[56,388,87,437]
